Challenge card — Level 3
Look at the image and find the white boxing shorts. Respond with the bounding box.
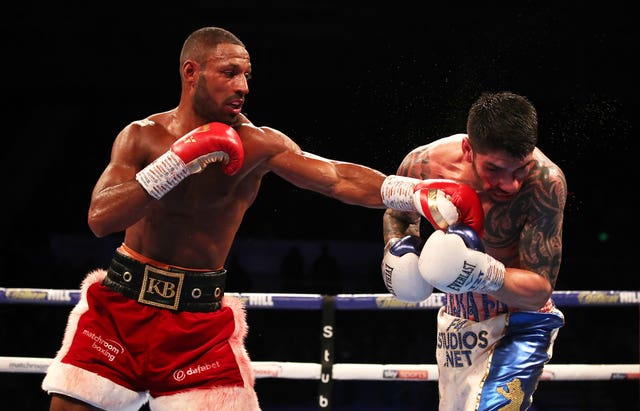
[436,304,564,410]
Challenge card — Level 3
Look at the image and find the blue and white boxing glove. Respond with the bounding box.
[381,236,434,302]
[419,223,505,294]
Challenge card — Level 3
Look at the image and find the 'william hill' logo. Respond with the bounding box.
[138,266,184,310]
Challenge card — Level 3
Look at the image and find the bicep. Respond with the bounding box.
[519,171,567,287]
[519,218,563,287]
[92,126,149,196]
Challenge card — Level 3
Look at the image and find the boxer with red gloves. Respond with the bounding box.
[135,122,244,199]
[45,27,420,411]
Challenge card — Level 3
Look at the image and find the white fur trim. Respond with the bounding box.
[43,362,148,411]
[43,270,260,410]
[42,269,149,410]
[149,296,260,410]
[150,385,260,411]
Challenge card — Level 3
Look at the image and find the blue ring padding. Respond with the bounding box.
[0,288,638,309]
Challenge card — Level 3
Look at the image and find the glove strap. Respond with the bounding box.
[381,175,420,211]
[185,151,229,174]
[136,150,189,199]
[475,255,506,292]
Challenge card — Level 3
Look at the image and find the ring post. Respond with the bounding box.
[318,295,336,410]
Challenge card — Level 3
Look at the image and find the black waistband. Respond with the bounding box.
[102,250,226,312]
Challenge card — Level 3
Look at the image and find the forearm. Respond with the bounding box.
[332,163,386,208]
[490,268,553,310]
[271,152,386,208]
[88,181,152,237]
[382,209,420,244]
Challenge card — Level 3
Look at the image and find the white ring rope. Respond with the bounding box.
[0,357,637,381]
[166,362,640,382]
[2,288,638,381]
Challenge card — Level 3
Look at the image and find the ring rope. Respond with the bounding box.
[2,288,638,382]
[2,288,639,308]
[0,357,637,381]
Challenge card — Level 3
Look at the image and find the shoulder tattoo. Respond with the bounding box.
[485,164,567,286]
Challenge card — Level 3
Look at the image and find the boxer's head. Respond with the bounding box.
[464,91,538,201]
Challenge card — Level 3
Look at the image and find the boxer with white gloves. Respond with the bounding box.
[381,92,567,410]
[136,122,244,199]
[419,223,505,294]
[381,235,433,302]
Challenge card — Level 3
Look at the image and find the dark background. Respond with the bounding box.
[0,2,638,410]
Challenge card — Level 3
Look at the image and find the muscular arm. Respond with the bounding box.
[486,165,567,309]
[260,127,387,208]
[382,147,428,243]
[382,209,421,243]
[87,122,158,237]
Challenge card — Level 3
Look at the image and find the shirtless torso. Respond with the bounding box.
[384,133,566,319]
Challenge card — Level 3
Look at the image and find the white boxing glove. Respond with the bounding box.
[381,236,433,302]
[419,224,505,294]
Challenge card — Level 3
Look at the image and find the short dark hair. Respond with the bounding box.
[179,27,245,66]
[466,91,538,159]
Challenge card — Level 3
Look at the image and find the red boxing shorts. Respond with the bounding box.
[42,250,260,411]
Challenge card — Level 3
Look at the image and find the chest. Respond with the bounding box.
[480,195,530,253]
[161,166,262,212]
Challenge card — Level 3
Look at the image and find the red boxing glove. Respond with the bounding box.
[171,122,244,176]
[413,179,484,236]
[136,122,244,199]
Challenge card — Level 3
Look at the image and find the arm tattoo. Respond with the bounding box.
[398,148,432,180]
[484,165,567,287]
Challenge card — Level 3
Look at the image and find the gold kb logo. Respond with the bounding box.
[139,267,184,310]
